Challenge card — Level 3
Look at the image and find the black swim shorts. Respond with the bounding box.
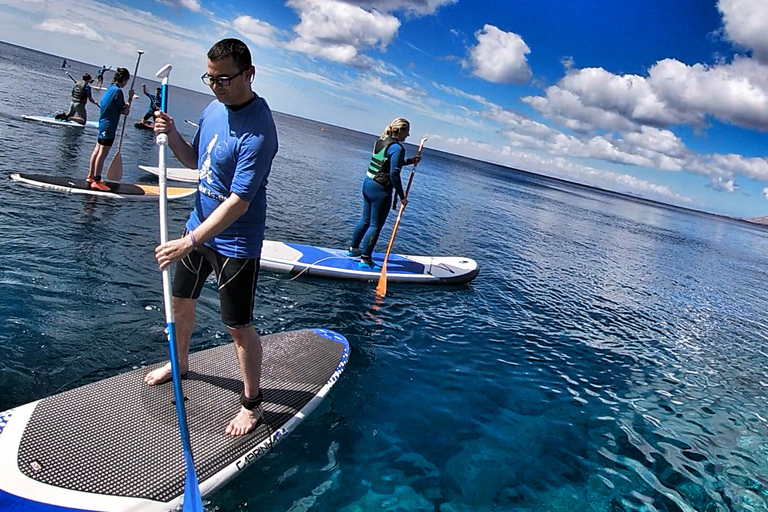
[172,241,260,329]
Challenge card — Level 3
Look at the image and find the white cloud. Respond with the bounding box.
[467,25,531,84]
[155,0,203,12]
[342,0,456,16]
[433,134,692,204]
[718,0,768,63]
[524,57,768,134]
[39,19,103,42]
[233,16,281,48]
[285,0,400,66]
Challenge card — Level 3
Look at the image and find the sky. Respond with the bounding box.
[2,0,768,218]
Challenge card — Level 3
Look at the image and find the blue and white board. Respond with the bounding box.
[0,328,349,512]
[22,115,98,129]
[260,240,480,285]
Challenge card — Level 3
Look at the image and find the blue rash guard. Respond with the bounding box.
[187,95,278,259]
[97,84,125,140]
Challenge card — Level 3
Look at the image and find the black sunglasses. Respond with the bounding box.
[201,68,249,87]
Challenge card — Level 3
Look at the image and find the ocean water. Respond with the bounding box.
[1,41,767,512]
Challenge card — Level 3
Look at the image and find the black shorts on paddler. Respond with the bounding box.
[172,241,260,329]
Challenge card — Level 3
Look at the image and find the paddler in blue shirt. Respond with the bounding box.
[145,38,278,437]
[95,65,111,88]
[139,84,162,127]
[85,67,131,190]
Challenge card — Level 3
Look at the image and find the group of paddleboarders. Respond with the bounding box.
[47,38,421,438]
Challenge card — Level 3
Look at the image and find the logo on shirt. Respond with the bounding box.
[200,134,218,184]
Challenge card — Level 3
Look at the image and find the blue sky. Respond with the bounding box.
[2,0,768,217]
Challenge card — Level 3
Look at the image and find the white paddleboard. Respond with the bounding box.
[138,165,198,183]
[260,240,480,285]
[9,173,197,200]
[0,329,349,511]
[22,115,98,129]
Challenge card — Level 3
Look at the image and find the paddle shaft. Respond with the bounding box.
[155,66,204,512]
[375,139,426,297]
[115,51,144,154]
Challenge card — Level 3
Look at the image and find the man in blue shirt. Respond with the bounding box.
[145,38,279,437]
[139,83,162,127]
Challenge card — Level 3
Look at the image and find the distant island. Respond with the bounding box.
[744,216,768,226]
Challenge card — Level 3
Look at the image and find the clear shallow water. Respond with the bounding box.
[1,41,767,512]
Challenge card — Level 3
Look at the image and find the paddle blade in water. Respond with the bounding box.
[375,265,388,297]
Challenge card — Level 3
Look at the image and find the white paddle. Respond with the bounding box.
[155,63,204,512]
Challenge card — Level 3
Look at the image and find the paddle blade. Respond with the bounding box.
[182,466,204,512]
[375,265,388,297]
[106,151,123,181]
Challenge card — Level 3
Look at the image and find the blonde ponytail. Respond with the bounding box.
[381,117,410,139]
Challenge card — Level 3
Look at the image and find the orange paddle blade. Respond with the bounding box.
[375,262,388,297]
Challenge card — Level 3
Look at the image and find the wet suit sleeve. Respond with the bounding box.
[387,143,407,200]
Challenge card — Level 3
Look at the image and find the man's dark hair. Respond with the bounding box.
[208,38,252,72]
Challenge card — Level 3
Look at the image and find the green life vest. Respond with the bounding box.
[366,137,403,187]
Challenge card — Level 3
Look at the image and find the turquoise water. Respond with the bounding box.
[1,41,767,511]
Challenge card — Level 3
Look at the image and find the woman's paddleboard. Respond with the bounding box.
[0,328,349,512]
[9,173,197,200]
[260,240,480,285]
[21,115,98,129]
[138,165,198,183]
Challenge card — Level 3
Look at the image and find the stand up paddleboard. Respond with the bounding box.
[9,173,196,200]
[138,164,198,183]
[0,328,349,512]
[22,115,98,129]
[261,240,480,285]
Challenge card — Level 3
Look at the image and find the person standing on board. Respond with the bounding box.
[56,72,99,125]
[85,67,131,191]
[95,65,111,88]
[347,117,421,269]
[139,84,162,127]
[145,38,278,437]
[61,59,69,69]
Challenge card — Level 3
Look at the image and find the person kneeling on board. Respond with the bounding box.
[55,72,99,125]
[347,117,421,269]
[145,38,278,437]
[85,67,132,191]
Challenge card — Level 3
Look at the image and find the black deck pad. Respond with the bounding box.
[17,329,345,502]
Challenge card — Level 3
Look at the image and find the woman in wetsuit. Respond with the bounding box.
[348,117,421,269]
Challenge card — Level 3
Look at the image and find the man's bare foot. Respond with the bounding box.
[144,363,187,385]
[225,406,262,436]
